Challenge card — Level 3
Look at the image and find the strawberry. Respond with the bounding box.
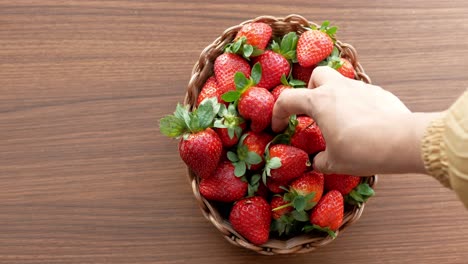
[227,131,273,176]
[214,53,251,92]
[234,22,272,50]
[324,173,361,195]
[238,87,274,132]
[272,171,323,215]
[214,104,246,148]
[160,99,222,179]
[229,196,271,245]
[290,116,326,154]
[222,63,275,133]
[199,162,248,202]
[297,21,337,67]
[271,85,291,102]
[263,144,310,184]
[309,190,344,236]
[324,174,375,206]
[266,179,288,194]
[271,75,307,102]
[292,63,315,84]
[271,195,293,220]
[290,171,324,204]
[253,51,290,90]
[196,77,224,106]
[319,47,355,79]
[252,32,298,90]
[336,58,355,79]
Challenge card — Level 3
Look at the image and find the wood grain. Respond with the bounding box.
[1,1,467,263]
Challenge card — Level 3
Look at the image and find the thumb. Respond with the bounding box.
[312,151,333,174]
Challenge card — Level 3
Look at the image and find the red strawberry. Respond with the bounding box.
[241,131,273,171]
[310,190,344,232]
[235,22,272,50]
[178,128,222,179]
[221,63,275,133]
[271,84,291,102]
[238,87,274,132]
[215,121,246,148]
[265,144,310,183]
[229,196,271,245]
[290,171,324,204]
[297,21,337,67]
[160,100,223,179]
[271,196,293,220]
[273,171,324,214]
[324,173,361,195]
[214,53,251,92]
[199,162,248,202]
[291,116,326,154]
[292,63,315,84]
[197,77,224,106]
[228,131,273,176]
[337,58,355,79]
[253,50,290,90]
[266,179,288,194]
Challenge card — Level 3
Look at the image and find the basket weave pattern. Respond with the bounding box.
[184,14,377,255]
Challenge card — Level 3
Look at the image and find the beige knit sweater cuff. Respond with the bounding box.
[421,117,451,188]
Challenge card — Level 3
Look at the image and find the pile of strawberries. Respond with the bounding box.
[160,21,374,246]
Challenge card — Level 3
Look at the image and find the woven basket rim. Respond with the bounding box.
[184,14,376,255]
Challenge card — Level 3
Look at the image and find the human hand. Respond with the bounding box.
[272,66,438,175]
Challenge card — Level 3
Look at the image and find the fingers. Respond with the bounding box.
[308,66,343,88]
[272,88,316,132]
[313,151,332,174]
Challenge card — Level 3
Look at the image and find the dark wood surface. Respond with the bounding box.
[1,1,467,263]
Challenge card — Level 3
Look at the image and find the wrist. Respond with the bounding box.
[386,112,444,174]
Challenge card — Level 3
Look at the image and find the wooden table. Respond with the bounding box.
[1,1,467,263]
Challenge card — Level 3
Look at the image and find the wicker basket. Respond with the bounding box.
[184,14,377,255]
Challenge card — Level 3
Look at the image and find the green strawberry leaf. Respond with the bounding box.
[245,151,262,165]
[234,72,248,91]
[174,103,188,120]
[292,210,309,222]
[232,38,243,53]
[293,196,306,212]
[280,74,289,86]
[270,40,281,53]
[226,126,235,139]
[227,151,239,162]
[356,183,375,196]
[268,157,282,169]
[243,44,253,58]
[213,119,225,128]
[327,26,338,36]
[251,47,264,57]
[349,190,365,203]
[251,174,261,185]
[321,20,330,29]
[196,99,218,130]
[251,63,262,85]
[234,161,246,177]
[234,126,243,138]
[280,32,294,54]
[221,91,240,103]
[159,115,187,138]
[289,79,306,87]
[262,170,269,185]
